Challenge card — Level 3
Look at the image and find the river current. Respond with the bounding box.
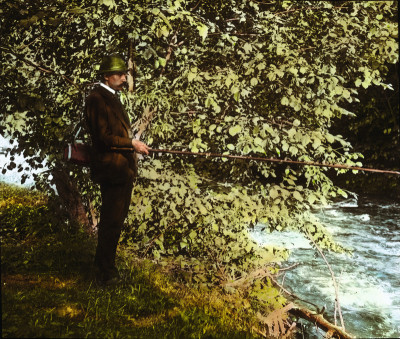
[251,197,400,338]
[2,136,399,337]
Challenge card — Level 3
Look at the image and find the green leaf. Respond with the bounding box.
[281,96,289,106]
[197,23,208,42]
[113,15,123,26]
[334,86,343,95]
[195,198,208,215]
[189,230,197,239]
[245,243,253,253]
[307,193,317,205]
[326,133,334,143]
[229,125,242,136]
[269,186,279,199]
[243,42,252,53]
[101,0,115,8]
[342,89,350,99]
[293,191,303,201]
[188,71,196,82]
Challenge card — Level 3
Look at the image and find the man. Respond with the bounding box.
[85,55,149,286]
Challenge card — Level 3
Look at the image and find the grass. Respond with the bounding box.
[1,183,263,338]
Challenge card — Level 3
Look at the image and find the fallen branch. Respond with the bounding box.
[289,306,354,339]
[222,267,354,338]
[268,269,353,337]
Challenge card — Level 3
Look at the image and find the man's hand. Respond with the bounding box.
[132,139,150,155]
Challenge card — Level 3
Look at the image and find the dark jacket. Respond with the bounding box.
[85,85,137,184]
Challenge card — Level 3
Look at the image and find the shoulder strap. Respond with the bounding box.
[70,82,101,143]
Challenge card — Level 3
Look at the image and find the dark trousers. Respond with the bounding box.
[94,180,133,281]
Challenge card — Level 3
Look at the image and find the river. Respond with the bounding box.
[2,136,399,337]
[251,197,400,338]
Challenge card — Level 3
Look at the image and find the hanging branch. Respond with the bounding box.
[1,46,80,90]
[306,230,346,331]
[111,147,400,175]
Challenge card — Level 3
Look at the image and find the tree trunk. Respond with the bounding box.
[52,168,95,235]
[128,38,136,93]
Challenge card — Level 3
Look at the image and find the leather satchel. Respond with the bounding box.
[63,123,92,166]
[64,142,92,166]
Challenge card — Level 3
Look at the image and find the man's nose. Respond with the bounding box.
[121,74,127,82]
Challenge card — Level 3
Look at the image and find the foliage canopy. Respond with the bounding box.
[1,0,398,286]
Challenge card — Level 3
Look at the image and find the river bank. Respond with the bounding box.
[1,183,265,338]
[251,195,400,338]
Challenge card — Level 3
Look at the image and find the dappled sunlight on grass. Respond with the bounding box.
[3,274,78,290]
[1,183,263,338]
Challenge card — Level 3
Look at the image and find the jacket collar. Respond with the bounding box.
[100,82,116,95]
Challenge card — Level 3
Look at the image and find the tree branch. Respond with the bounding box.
[307,231,346,331]
[2,46,80,90]
[190,0,201,11]
[159,30,181,77]
[290,307,354,339]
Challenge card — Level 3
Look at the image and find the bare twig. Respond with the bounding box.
[307,231,346,331]
[268,272,322,312]
[277,262,300,274]
[190,0,202,11]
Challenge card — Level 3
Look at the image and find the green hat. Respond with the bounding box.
[98,55,127,74]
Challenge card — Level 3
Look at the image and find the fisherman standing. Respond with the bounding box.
[85,55,149,286]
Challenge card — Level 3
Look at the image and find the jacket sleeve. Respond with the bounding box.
[86,92,133,149]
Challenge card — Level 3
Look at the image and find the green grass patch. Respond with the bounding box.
[1,183,263,338]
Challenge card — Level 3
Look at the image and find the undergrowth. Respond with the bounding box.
[1,182,287,338]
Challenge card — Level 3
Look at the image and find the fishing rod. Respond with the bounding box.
[111,147,400,175]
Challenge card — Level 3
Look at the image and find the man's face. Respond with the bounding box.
[104,72,127,91]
